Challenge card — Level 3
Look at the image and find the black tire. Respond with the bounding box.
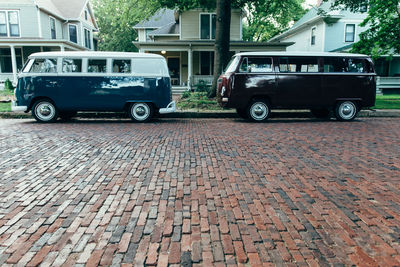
[59,111,77,121]
[334,101,358,121]
[129,102,153,122]
[236,108,248,119]
[246,99,271,122]
[32,99,58,123]
[311,108,330,119]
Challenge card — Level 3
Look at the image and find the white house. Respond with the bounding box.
[270,0,400,93]
[0,0,98,85]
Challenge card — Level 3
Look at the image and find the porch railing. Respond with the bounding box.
[377,77,400,89]
[192,75,213,86]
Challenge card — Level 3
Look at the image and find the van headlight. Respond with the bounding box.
[221,86,226,96]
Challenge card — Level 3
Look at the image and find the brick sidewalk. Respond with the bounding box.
[0,118,399,266]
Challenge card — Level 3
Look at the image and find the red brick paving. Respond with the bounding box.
[0,118,399,266]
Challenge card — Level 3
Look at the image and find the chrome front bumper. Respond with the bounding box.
[159,101,176,114]
[11,100,28,112]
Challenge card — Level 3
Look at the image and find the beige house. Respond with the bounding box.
[133,9,293,92]
[0,0,98,85]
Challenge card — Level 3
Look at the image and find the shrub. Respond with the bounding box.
[195,80,209,93]
[4,79,14,91]
[181,90,191,99]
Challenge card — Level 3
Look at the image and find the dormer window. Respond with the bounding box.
[85,10,88,21]
[200,13,216,40]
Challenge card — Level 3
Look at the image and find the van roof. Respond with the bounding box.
[235,51,370,58]
[29,51,165,59]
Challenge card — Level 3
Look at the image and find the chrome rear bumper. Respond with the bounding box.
[11,100,27,112]
[159,101,176,114]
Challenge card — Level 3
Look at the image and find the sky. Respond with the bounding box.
[304,0,318,7]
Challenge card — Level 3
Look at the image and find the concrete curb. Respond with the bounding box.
[1,109,400,120]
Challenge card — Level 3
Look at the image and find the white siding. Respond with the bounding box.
[281,21,325,52]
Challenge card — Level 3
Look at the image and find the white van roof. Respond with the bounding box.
[235,51,369,58]
[29,51,165,59]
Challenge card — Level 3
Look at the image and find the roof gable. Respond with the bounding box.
[134,9,176,29]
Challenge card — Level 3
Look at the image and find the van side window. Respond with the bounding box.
[239,57,272,73]
[88,59,107,73]
[132,58,166,75]
[323,57,347,72]
[30,58,57,73]
[62,58,82,73]
[113,59,131,73]
[279,57,318,73]
[347,58,365,73]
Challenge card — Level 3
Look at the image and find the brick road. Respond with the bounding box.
[0,117,399,266]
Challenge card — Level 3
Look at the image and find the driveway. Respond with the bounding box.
[0,118,399,266]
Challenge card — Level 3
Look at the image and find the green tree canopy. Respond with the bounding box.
[243,0,306,42]
[92,0,160,52]
[326,0,400,58]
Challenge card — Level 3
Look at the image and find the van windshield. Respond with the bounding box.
[224,56,240,73]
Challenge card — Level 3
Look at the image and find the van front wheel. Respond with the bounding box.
[247,100,270,122]
[32,100,58,123]
[129,102,153,122]
[335,101,358,121]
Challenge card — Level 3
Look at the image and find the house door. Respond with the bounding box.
[168,57,180,85]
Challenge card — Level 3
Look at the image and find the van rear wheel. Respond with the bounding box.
[32,100,58,123]
[335,101,358,121]
[129,102,153,122]
[247,100,270,122]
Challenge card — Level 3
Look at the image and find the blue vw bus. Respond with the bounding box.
[12,51,176,122]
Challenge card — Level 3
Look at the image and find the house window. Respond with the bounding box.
[69,24,78,43]
[200,51,214,75]
[360,4,368,12]
[50,17,56,39]
[0,10,20,37]
[84,28,91,49]
[200,14,216,40]
[345,24,355,42]
[0,48,23,73]
[311,27,316,45]
[84,10,88,20]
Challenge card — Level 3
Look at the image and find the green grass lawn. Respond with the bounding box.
[0,102,11,112]
[374,94,400,109]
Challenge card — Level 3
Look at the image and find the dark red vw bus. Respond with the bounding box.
[217,52,376,122]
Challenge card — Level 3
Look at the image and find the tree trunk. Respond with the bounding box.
[208,0,231,98]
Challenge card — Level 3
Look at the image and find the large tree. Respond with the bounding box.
[158,0,305,97]
[243,0,306,42]
[325,0,400,58]
[92,0,160,52]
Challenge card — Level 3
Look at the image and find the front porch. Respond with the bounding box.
[375,56,400,94]
[0,40,86,86]
[134,40,291,94]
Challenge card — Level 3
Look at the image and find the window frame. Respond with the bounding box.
[238,57,274,74]
[0,10,21,38]
[199,13,216,40]
[68,23,78,44]
[84,28,91,49]
[49,16,56,39]
[310,27,316,46]
[344,24,356,43]
[112,58,133,74]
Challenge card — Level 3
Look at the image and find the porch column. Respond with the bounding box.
[10,45,18,85]
[187,48,192,90]
[59,45,65,51]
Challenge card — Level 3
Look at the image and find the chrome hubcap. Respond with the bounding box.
[250,102,268,120]
[35,102,55,121]
[131,103,150,121]
[339,102,356,120]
